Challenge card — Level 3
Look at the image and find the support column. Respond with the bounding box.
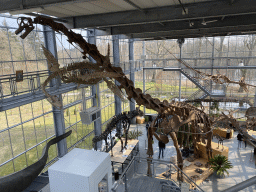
[209,37,215,114]
[113,35,122,115]
[254,89,256,107]
[129,39,136,123]
[143,68,146,114]
[177,38,185,102]
[43,26,67,157]
[142,41,146,114]
[88,29,102,150]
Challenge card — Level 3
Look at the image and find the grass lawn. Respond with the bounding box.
[3,80,248,177]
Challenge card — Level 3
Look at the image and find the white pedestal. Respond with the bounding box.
[48,148,112,192]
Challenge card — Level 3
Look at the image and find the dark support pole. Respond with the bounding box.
[88,29,102,150]
[113,35,122,115]
[43,25,67,157]
[254,89,256,107]
[113,35,122,143]
[177,38,185,102]
[209,37,215,114]
[129,39,136,123]
[142,41,146,114]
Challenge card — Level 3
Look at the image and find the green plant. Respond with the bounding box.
[208,154,233,178]
[127,130,142,140]
[193,102,201,108]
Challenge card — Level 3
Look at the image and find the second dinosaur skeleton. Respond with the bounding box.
[92,108,143,152]
[162,45,256,92]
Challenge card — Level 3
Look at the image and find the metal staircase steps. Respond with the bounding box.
[180,68,226,100]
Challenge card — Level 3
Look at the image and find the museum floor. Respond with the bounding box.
[130,124,256,192]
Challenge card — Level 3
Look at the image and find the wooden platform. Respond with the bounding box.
[136,116,145,124]
[213,128,233,138]
[248,130,256,139]
[197,141,229,159]
[198,123,233,139]
[247,130,256,147]
[109,139,139,163]
[157,158,213,187]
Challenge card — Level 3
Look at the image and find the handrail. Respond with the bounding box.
[222,175,256,192]
[111,156,136,191]
[111,155,205,192]
[134,157,204,192]
[160,173,180,187]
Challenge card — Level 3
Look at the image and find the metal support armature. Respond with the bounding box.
[178,38,185,102]
[129,38,136,123]
[43,25,67,157]
[113,35,122,116]
[88,29,102,151]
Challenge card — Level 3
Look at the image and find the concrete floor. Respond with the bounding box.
[130,124,256,192]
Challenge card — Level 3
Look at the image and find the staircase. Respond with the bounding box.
[180,65,226,100]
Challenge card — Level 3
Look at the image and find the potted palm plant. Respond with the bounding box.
[208,154,233,178]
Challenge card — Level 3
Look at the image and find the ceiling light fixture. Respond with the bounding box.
[189,21,194,27]
[201,18,218,25]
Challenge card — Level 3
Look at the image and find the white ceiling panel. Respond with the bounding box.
[60,4,96,16]
[107,0,136,10]
[129,0,158,9]
[45,6,80,16]
[41,9,68,18]
[32,0,221,19]
[89,0,128,12]
[71,2,109,14]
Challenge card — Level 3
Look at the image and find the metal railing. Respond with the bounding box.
[223,175,256,192]
[119,60,144,74]
[0,60,143,101]
[111,156,138,192]
[111,156,204,192]
[139,58,227,100]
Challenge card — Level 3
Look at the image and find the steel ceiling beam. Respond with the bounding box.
[67,0,256,28]
[110,14,256,35]
[131,25,256,40]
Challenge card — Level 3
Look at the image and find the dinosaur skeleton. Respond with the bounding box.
[40,45,126,108]
[213,134,224,150]
[16,16,215,181]
[92,108,143,152]
[220,110,256,148]
[183,61,256,92]
[245,107,256,130]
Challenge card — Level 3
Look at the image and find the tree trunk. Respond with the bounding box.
[151,71,156,83]
[238,69,247,92]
